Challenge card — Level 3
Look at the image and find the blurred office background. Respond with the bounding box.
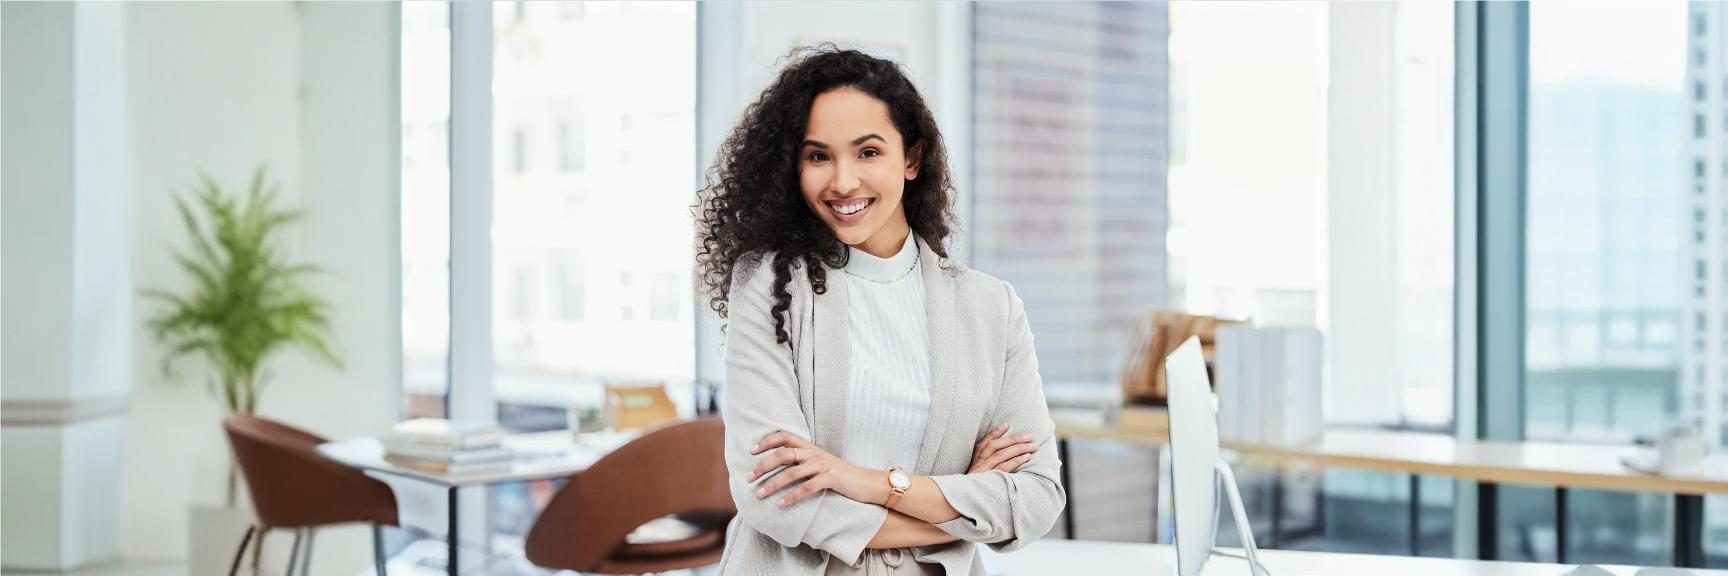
[4,0,1727,574]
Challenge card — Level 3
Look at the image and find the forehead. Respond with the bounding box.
[805,88,899,143]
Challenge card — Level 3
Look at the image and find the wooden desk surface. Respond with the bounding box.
[981,539,1724,575]
[1058,419,1728,495]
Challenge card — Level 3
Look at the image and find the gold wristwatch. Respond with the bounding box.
[885,466,911,509]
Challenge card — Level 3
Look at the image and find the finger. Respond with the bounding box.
[751,430,811,455]
[754,462,821,499]
[752,431,789,454]
[747,447,796,482]
[983,441,1038,471]
[777,470,833,507]
[980,433,1031,461]
[973,424,1010,459]
[993,453,1033,473]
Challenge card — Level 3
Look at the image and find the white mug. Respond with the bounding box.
[1658,426,1707,473]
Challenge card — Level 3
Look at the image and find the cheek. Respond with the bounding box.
[866,167,906,210]
[799,167,827,213]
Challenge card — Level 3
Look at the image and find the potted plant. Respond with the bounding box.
[142,167,342,575]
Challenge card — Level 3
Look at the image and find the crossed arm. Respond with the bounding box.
[744,423,1041,549]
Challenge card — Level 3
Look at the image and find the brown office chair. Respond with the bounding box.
[524,417,736,574]
[223,414,399,576]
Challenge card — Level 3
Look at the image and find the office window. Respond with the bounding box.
[971,2,1171,387]
[648,272,680,322]
[1523,2,1728,565]
[400,1,452,419]
[557,255,584,322]
[558,119,583,172]
[488,0,695,438]
[404,1,696,552]
[512,127,529,174]
[967,3,1456,551]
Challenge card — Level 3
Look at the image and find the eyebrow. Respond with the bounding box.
[802,133,886,149]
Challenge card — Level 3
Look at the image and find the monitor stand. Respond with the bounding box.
[1210,458,1269,576]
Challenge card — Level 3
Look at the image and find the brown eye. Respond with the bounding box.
[860,148,881,159]
[807,151,829,162]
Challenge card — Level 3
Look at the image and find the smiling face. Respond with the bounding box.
[798,88,922,258]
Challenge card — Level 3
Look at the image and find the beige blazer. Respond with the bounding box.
[714,236,1067,575]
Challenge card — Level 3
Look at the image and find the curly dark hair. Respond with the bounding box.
[694,44,957,346]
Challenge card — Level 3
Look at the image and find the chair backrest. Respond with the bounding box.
[524,417,735,571]
[223,414,398,528]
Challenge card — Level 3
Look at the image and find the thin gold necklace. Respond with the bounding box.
[845,251,920,284]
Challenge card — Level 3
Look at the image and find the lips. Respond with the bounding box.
[826,198,875,223]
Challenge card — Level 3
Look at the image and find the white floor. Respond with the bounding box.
[0,562,183,576]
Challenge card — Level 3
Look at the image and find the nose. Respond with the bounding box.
[828,156,861,196]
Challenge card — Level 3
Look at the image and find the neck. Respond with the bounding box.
[855,218,912,260]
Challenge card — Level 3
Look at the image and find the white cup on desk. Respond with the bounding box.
[1658,426,1707,473]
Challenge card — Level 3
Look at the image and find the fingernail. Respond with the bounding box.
[1021,454,1032,460]
[1021,434,1033,441]
[776,499,787,507]
[756,488,765,497]
[751,443,759,452]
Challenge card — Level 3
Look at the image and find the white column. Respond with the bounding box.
[1,1,131,570]
[1327,2,1402,426]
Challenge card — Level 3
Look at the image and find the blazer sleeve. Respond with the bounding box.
[927,282,1067,552]
[719,258,888,566]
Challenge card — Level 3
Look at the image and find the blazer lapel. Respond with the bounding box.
[811,262,850,452]
[914,237,958,475]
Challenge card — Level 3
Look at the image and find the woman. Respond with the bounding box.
[696,45,1066,575]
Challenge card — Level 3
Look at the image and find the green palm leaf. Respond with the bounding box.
[142,165,344,416]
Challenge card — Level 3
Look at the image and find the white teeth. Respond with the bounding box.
[831,199,870,215]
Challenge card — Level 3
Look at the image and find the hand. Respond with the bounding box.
[969,423,1038,474]
[747,430,886,508]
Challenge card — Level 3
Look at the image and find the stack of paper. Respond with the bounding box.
[383,419,512,476]
[1213,325,1323,446]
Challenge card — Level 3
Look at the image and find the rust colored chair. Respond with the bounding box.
[524,417,736,574]
[223,414,399,576]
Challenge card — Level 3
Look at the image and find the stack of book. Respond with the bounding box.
[383,419,512,476]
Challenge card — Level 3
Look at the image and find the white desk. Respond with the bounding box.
[316,430,635,575]
[1058,418,1728,566]
[981,539,1725,576]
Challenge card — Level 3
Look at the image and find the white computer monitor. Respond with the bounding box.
[1166,336,1265,576]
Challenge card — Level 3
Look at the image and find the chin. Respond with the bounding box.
[825,222,875,246]
[833,231,871,247]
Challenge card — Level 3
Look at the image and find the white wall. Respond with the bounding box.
[122,3,400,573]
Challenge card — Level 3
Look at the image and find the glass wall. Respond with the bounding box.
[1518,1,1728,565]
[485,0,698,546]
[487,1,697,435]
[399,0,698,560]
[970,1,1455,553]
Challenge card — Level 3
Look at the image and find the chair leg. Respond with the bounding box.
[372,522,388,576]
[300,528,316,576]
[227,525,256,576]
[251,527,268,574]
[286,528,304,576]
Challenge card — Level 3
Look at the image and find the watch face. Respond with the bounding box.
[889,470,911,490]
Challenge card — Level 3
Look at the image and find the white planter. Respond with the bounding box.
[189,504,254,576]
